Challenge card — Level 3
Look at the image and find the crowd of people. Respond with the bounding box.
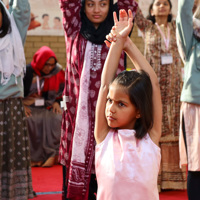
[0,0,200,200]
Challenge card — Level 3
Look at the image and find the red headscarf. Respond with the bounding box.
[31,46,57,76]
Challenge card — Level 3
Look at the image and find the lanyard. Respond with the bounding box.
[155,23,170,51]
[36,76,44,96]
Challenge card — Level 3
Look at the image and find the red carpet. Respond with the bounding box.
[29,165,62,200]
[159,190,188,200]
[30,165,188,200]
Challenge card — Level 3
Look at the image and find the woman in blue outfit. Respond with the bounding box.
[177,0,200,199]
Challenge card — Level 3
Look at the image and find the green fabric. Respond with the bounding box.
[0,98,34,199]
[176,0,200,104]
[9,0,30,45]
[0,74,23,100]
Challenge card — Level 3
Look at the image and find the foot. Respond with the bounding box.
[31,161,43,167]
[42,157,55,167]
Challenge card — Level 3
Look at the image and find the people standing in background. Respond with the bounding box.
[58,0,138,199]
[176,0,200,199]
[134,0,185,190]
[23,46,65,168]
[0,0,34,199]
[95,9,162,199]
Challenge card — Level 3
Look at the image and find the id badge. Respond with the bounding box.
[161,53,173,65]
[35,98,45,106]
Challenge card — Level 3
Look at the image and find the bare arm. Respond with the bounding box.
[107,9,162,145]
[124,38,162,145]
[94,10,134,145]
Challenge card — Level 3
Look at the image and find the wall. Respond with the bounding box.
[24,0,178,69]
[24,26,144,70]
[126,26,144,69]
[24,35,66,68]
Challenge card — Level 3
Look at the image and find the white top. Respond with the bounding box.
[95,129,161,200]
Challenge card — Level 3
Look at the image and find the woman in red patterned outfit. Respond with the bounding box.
[58,0,138,199]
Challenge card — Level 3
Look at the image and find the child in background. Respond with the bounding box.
[95,9,162,200]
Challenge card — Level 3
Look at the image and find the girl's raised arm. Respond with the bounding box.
[125,38,162,145]
[110,9,162,145]
[94,10,134,145]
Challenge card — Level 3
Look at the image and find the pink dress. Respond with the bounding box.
[58,0,138,198]
[95,129,161,200]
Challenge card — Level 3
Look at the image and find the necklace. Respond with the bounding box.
[90,44,102,71]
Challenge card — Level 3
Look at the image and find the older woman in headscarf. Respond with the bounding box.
[23,46,65,168]
[176,0,200,199]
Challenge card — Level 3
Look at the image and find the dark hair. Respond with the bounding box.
[54,17,61,21]
[0,3,11,38]
[42,14,49,19]
[146,0,172,24]
[112,70,153,139]
[80,0,116,44]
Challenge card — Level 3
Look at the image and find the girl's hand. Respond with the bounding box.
[52,102,62,114]
[105,9,133,48]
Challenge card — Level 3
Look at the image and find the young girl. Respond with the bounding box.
[59,0,138,199]
[95,9,162,200]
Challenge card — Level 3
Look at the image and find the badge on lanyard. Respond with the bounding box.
[35,76,45,106]
[156,23,173,65]
[35,98,45,106]
[161,53,173,65]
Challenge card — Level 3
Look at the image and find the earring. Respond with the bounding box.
[136,114,141,119]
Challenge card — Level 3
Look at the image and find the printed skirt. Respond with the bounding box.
[0,98,34,200]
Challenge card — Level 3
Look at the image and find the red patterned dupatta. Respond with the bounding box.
[60,36,125,199]
[69,41,93,197]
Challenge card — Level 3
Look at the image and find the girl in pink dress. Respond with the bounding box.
[59,0,137,199]
[95,9,162,200]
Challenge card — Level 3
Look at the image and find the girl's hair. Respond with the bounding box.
[146,0,172,24]
[112,70,153,139]
[0,3,11,38]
